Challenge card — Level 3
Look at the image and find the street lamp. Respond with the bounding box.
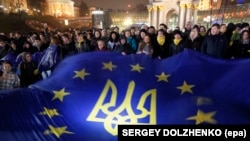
[128,4,131,13]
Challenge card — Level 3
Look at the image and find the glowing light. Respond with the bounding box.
[65,19,69,26]
[123,17,133,26]
[92,10,104,15]
[203,16,211,22]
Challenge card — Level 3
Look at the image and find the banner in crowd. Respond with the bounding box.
[0,49,250,141]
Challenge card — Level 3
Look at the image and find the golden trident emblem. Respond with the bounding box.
[87,79,157,135]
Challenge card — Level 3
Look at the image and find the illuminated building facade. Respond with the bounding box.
[198,0,250,27]
[45,0,74,17]
[0,0,75,17]
[89,7,148,30]
[148,0,200,30]
[0,0,28,13]
[148,0,250,30]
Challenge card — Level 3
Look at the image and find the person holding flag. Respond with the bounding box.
[37,35,61,79]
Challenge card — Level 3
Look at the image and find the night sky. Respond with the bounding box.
[77,0,149,9]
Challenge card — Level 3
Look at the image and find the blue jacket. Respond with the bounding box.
[126,37,137,53]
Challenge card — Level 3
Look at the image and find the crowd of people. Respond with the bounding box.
[0,21,250,90]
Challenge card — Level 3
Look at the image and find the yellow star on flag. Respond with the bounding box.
[186,109,217,125]
[73,68,90,80]
[44,125,74,138]
[52,88,70,102]
[39,107,61,118]
[130,63,144,73]
[176,80,195,95]
[102,61,117,71]
[155,72,171,82]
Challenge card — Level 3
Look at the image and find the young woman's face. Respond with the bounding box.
[95,31,101,38]
[220,25,227,33]
[98,41,105,49]
[25,54,32,62]
[140,32,146,38]
[174,34,182,39]
[200,27,206,32]
[2,63,12,73]
[125,31,131,38]
[242,32,249,40]
[143,36,150,43]
[111,33,116,39]
[157,31,164,37]
[120,39,126,44]
[11,43,17,50]
[24,43,30,48]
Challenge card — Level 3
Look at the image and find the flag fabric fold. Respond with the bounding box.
[1,49,250,141]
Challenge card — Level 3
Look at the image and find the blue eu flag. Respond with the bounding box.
[0,49,250,141]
